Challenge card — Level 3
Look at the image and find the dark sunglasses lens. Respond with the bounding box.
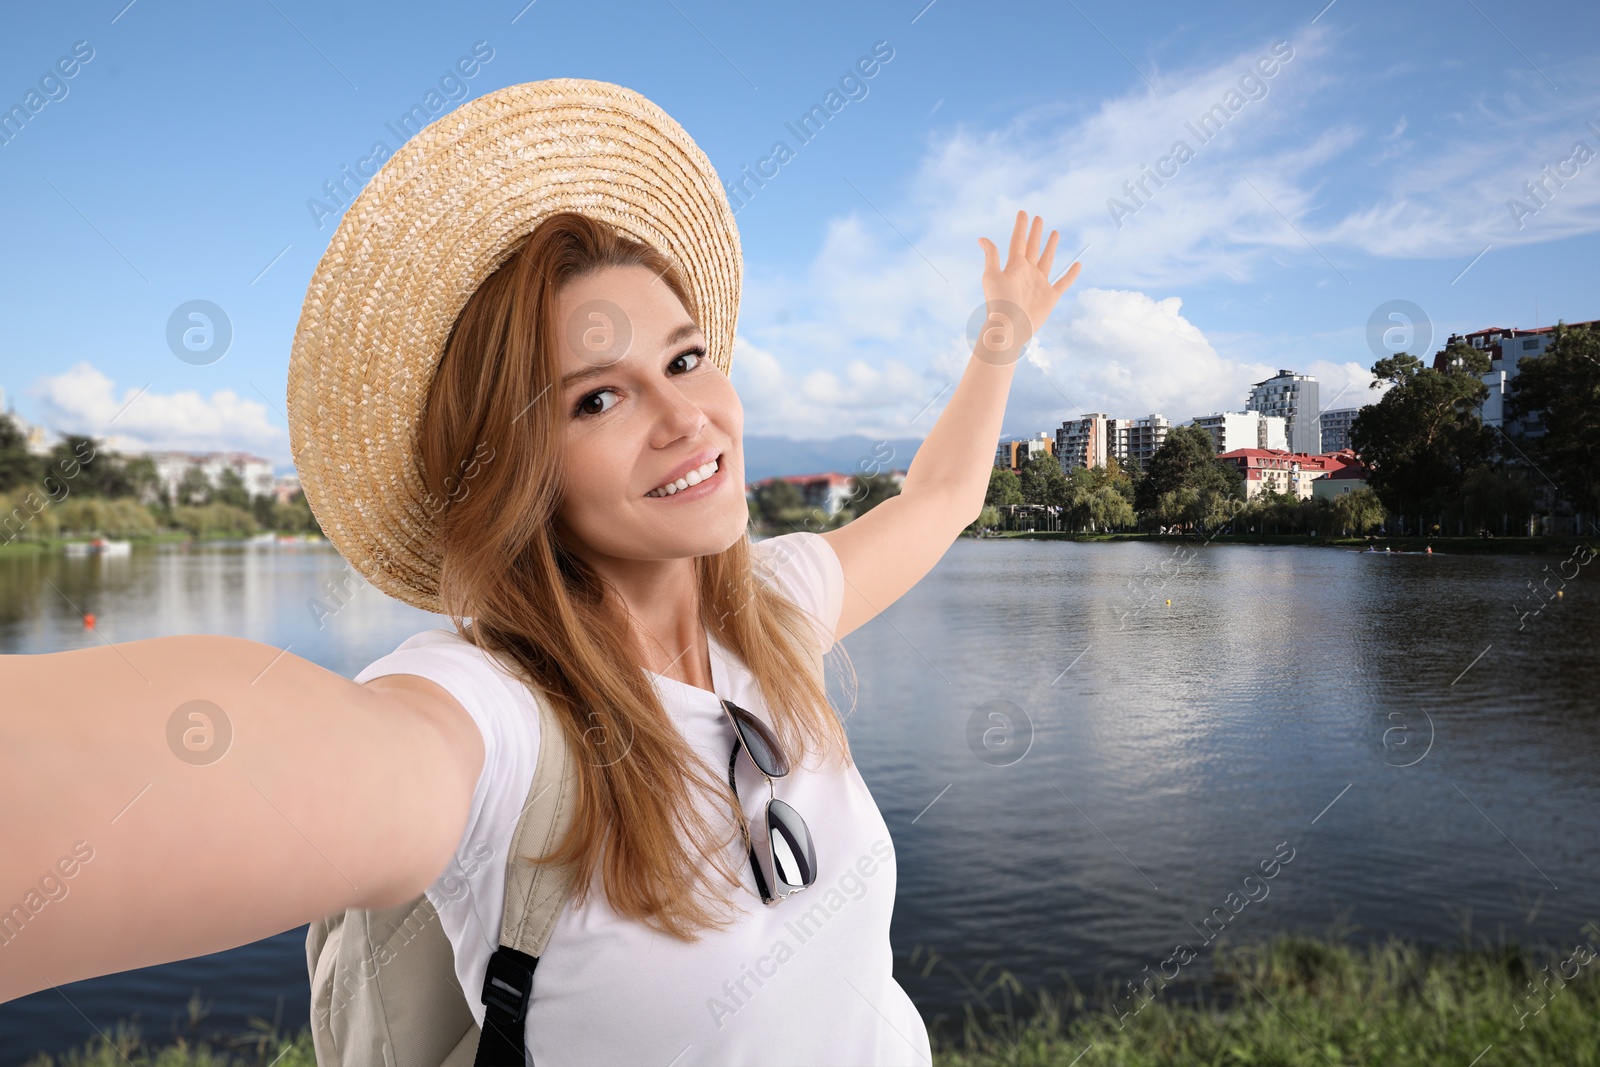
[726,702,789,777]
[765,798,816,890]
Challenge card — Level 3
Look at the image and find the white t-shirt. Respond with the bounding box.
[353,532,933,1067]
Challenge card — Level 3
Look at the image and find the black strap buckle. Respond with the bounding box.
[481,944,539,1024]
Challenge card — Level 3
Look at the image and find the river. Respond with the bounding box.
[2,536,1596,1061]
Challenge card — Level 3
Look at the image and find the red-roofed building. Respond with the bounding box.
[1218,448,1361,500]
[746,470,906,516]
[1311,462,1372,500]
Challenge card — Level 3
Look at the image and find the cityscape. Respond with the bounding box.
[5,315,1594,539]
[749,315,1598,528]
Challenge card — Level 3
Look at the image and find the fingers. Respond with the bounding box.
[1007,209,1028,265]
[1051,259,1082,294]
[979,236,1000,275]
[1038,228,1060,276]
[1024,214,1043,262]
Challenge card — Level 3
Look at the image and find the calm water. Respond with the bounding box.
[2,538,1597,1060]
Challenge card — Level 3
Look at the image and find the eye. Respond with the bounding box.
[670,347,705,373]
[574,388,618,418]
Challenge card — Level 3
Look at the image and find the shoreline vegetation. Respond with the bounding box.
[984,529,1596,555]
[19,928,1599,1066]
[0,531,324,558]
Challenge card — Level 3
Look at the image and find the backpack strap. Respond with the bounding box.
[473,684,582,1066]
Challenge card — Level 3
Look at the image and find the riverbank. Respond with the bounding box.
[991,529,1595,555]
[20,931,1598,1066]
[0,532,324,558]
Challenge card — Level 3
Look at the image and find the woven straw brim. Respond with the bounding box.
[287,78,742,615]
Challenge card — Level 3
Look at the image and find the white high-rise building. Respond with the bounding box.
[1246,370,1321,454]
[1188,411,1288,454]
[1110,414,1170,470]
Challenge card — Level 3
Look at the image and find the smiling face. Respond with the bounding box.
[552,263,748,566]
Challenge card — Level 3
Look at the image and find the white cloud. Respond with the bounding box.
[732,26,1598,441]
[730,335,936,439]
[28,362,285,458]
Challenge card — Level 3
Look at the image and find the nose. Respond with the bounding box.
[645,374,708,446]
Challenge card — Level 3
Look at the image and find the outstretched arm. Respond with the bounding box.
[0,635,481,1004]
[822,210,1081,641]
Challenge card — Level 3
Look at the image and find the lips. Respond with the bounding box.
[645,452,723,498]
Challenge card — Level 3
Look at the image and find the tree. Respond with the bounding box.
[1087,484,1135,531]
[966,504,1003,535]
[120,455,164,505]
[843,472,900,518]
[214,467,252,509]
[1505,322,1600,521]
[0,413,41,493]
[750,477,821,532]
[985,466,1024,508]
[1456,467,1534,536]
[45,435,119,497]
[251,493,279,529]
[1135,425,1243,531]
[1331,487,1386,536]
[177,464,212,506]
[1017,452,1071,508]
[1349,342,1495,532]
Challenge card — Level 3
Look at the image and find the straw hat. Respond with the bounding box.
[287,78,742,615]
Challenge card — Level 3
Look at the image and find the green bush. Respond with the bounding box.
[52,497,161,538]
[0,486,63,543]
[170,504,258,538]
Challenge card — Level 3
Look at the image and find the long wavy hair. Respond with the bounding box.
[415,211,858,942]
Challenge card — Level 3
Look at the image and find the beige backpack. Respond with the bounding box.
[305,688,580,1066]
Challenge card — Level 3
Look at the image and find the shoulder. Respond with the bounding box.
[356,628,543,834]
[752,532,844,649]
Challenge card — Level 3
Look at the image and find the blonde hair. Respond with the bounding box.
[416,211,858,941]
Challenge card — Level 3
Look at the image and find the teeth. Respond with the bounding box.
[647,457,719,497]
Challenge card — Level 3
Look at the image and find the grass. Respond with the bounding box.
[19,932,1599,1066]
[927,929,1600,1066]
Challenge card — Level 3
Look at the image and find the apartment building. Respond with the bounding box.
[1110,414,1170,470]
[1189,410,1288,454]
[1246,370,1321,454]
[1217,448,1358,500]
[995,432,1055,472]
[149,451,277,505]
[1319,407,1359,453]
[1055,413,1112,470]
[1436,318,1600,431]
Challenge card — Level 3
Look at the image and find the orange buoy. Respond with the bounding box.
[84,613,96,630]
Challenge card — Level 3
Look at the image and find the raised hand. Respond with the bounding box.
[976,210,1082,359]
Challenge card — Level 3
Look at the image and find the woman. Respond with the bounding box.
[0,79,1079,1064]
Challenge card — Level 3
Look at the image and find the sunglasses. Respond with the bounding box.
[720,698,818,906]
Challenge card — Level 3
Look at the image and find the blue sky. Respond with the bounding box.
[2,0,1597,474]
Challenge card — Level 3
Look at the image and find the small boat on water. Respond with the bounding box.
[65,538,131,556]
[250,532,279,544]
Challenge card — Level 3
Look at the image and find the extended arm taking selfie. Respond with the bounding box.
[823,210,1082,641]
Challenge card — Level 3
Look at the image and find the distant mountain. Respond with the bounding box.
[740,435,926,483]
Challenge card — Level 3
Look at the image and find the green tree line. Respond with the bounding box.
[1350,321,1598,536]
[0,414,322,544]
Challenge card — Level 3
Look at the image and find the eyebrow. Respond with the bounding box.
[560,322,705,388]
